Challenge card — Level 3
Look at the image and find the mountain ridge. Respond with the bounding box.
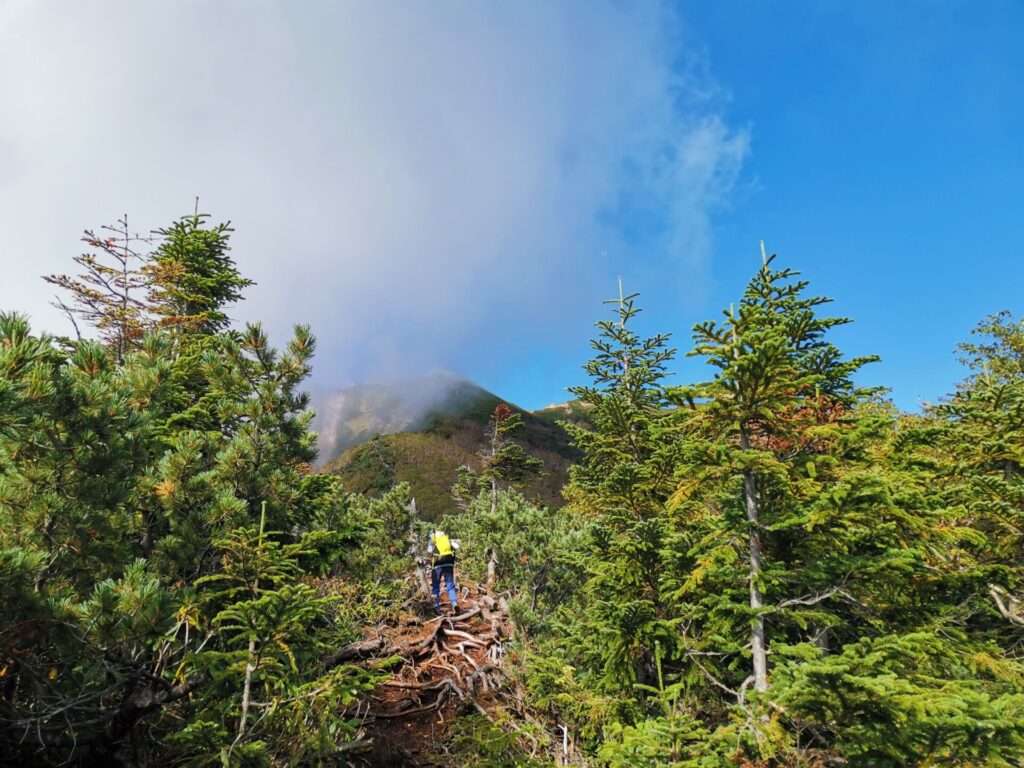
[313,373,588,517]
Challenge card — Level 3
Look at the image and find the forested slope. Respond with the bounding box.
[322,398,585,517]
[2,212,1023,767]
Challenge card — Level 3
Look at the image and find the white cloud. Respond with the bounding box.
[0,0,748,390]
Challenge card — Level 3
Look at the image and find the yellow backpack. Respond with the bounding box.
[432,531,453,557]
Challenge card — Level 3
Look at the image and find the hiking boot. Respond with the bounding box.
[451,604,460,614]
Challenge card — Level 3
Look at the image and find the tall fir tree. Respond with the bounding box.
[562,286,679,688]
[452,403,543,514]
[675,250,877,696]
[662,253,1024,764]
[146,208,252,336]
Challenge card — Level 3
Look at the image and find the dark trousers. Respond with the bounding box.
[431,563,458,609]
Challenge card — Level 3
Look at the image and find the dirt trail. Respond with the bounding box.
[329,585,512,766]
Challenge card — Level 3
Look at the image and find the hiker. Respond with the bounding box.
[427,528,460,614]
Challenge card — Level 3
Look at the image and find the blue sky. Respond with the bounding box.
[1,2,1021,412]
[494,1,1024,410]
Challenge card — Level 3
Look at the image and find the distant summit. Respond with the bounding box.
[311,372,502,466]
[311,373,590,516]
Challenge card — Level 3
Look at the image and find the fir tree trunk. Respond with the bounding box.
[34,513,57,593]
[238,502,266,740]
[486,547,498,594]
[238,638,256,738]
[813,626,830,654]
[741,427,769,693]
[490,477,498,516]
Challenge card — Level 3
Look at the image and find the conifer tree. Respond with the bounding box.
[0,215,373,766]
[562,286,678,687]
[146,208,252,336]
[453,403,543,514]
[934,313,1024,641]
[676,250,876,695]
[663,254,1024,764]
[45,207,251,361]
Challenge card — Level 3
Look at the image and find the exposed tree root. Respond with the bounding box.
[332,587,512,767]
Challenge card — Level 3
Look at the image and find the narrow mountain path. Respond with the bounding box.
[328,585,512,766]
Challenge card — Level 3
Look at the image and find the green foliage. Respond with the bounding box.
[934,313,1024,576]
[452,404,544,511]
[522,261,1024,767]
[443,489,586,632]
[147,208,253,336]
[957,311,1024,381]
[10,217,1024,767]
[339,435,397,496]
[337,482,417,623]
[668,254,887,702]
[561,289,679,689]
[43,208,251,360]
[598,710,712,768]
[773,632,1024,767]
[0,215,375,765]
[177,512,380,766]
[441,715,549,768]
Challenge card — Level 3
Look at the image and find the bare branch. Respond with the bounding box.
[777,578,855,611]
[989,584,1024,627]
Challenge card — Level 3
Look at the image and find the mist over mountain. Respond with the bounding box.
[311,372,589,516]
[311,371,503,466]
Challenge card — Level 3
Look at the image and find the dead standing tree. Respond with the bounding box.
[44,216,152,361]
[451,404,544,515]
[406,498,431,598]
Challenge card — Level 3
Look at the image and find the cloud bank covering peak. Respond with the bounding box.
[0,1,748,404]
